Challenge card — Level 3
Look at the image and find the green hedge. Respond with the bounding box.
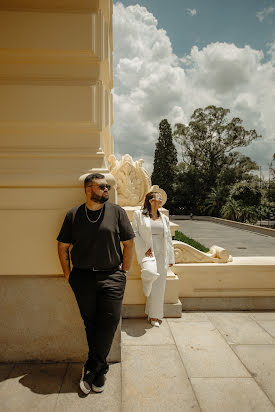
[174,230,209,253]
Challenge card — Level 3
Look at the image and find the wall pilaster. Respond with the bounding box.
[0,0,114,275]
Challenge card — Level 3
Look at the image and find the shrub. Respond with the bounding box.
[174,230,209,253]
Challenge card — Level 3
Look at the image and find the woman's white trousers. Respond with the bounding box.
[145,234,166,319]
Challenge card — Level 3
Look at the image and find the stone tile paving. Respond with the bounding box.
[121,345,199,412]
[1,312,275,411]
[121,313,275,411]
[0,363,121,412]
[168,319,251,378]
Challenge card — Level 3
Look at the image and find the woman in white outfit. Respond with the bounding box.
[132,191,175,327]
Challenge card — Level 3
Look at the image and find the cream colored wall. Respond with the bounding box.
[0,0,114,276]
[0,0,119,361]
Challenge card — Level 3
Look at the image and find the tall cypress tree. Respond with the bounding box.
[151,119,177,210]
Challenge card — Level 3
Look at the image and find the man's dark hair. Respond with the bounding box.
[84,173,105,188]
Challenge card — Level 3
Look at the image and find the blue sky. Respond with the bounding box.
[112,1,275,173]
[116,0,275,59]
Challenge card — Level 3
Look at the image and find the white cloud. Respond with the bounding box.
[186,8,197,16]
[256,6,275,22]
[184,43,264,93]
[267,40,275,65]
[113,3,275,173]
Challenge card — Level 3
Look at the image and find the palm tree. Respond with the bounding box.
[204,187,227,216]
[221,198,241,221]
[239,206,259,224]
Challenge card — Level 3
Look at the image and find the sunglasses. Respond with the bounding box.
[88,184,111,190]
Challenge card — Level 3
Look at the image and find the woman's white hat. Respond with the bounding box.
[141,256,160,297]
[149,185,167,207]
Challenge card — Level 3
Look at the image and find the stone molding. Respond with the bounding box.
[0,10,112,86]
[0,81,112,129]
[0,0,112,20]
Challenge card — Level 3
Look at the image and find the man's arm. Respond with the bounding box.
[121,238,134,271]
[57,241,71,281]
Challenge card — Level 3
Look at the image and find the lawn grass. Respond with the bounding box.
[174,230,209,253]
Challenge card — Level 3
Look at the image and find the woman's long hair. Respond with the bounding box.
[142,192,160,217]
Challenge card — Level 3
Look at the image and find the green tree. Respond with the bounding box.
[151,119,177,210]
[203,186,228,216]
[221,181,262,224]
[173,105,261,214]
[260,178,275,220]
[173,163,204,214]
[271,154,275,179]
[221,198,241,221]
[230,181,262,207]
[216,152,258,189]
[239,206,259,224]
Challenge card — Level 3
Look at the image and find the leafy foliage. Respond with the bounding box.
[230,181,262,207]
[151,119,177,210]
[221,198,241,221]
[151,106,269,225]
[174,230,209,252]
[221,182,262,224]
[173,162,204,214]
[172,106,261,214]
[203,186,228,216]
[259,179,275,220]
[239,206,259,224]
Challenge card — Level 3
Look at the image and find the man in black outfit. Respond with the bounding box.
[57,173,134,394]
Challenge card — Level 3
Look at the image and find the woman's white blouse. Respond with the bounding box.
[150,219,164,235]
[150,219,164,255]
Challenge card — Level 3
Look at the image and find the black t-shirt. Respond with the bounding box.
[57,202,135,269]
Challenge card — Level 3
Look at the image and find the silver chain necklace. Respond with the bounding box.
[85,204,104,223]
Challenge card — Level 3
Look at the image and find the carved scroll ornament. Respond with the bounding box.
[173,241,233,263]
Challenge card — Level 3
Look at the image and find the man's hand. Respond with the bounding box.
[64,272,70,281]
[145,248,153,257]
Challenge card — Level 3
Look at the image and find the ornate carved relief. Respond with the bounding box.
[173,241,232,263]
[108,154,151,206]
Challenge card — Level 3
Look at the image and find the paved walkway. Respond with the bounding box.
[1,312,275,411]
[171,219,275,257]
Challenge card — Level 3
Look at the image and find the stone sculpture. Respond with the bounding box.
[173,241,233,263]
[108,154,152,206]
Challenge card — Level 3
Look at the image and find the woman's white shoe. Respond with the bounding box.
[150,319,160,327]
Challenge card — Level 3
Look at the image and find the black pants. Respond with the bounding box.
[69,267,126,373]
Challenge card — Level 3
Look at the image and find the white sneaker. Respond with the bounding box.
[151,320,160,327]
[92,372,105,393]
[80,366,97,394]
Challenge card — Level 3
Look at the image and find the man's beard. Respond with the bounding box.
[90,193,109,203]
